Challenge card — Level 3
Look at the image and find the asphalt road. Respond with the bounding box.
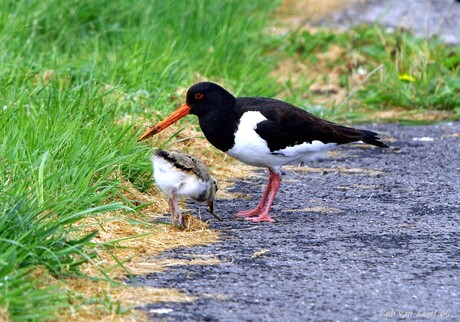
[132,122,460,321]
[319,0,460,45]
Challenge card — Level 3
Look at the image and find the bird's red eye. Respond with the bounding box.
[195,93,204,100]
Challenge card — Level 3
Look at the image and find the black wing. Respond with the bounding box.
[237,97,387,151]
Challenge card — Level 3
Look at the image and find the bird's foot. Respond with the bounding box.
[235,208,262,218]
[245,214,276,223]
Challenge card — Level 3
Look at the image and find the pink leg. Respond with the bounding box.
[235,169,275,218]
[245,170,280,223]
[236,169,280,222]
[168,192,183,227]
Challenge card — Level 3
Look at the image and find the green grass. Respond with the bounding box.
[1,0,459,320]
[280,25,460,119]
[1,0,279,320]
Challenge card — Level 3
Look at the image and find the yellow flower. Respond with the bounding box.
[398,74,416,82]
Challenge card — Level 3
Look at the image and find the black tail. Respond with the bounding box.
[361,130,389,148]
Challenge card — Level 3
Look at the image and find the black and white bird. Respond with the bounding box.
[141,82,388,223]
[152,149,221,226]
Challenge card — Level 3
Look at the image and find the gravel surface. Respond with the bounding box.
[130,122,460,321]
[318,0,460,44]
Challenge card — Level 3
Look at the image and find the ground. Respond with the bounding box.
[126,1,460,320]
[131,122,460,321]
[293,0,460,45]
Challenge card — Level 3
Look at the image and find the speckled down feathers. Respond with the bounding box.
[154,150,213,183]
[152,150,217,204]
[151,149,219,225]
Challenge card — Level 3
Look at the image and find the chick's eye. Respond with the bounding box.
[195,93,204,100]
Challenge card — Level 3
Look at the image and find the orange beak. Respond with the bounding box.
[139,103,191,141]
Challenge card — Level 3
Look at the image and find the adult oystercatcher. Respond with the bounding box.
[152,149,222,226]
[141,82,388,223]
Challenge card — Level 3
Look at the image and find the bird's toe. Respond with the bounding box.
[245,214,276,223]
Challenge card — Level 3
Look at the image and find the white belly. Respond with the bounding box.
[227,111,337,172]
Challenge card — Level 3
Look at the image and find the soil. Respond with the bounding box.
[130,122,460,321]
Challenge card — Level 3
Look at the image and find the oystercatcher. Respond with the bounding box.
[152,149,222,226]
[141,82,388,223]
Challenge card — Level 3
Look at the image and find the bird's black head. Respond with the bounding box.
[185,82,236,116]
[138,82,236,141]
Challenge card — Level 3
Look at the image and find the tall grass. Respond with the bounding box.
[0,0,279,320]
[0,81,144,319]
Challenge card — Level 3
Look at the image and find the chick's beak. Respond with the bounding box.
[207,200,223,221]
[139,103,191,141]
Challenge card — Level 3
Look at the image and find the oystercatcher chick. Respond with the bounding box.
[152,149,221,226]
[141,82,388,223]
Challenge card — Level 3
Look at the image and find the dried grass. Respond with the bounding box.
[270,46,367,107]
[251,249,271,259]
[130,255,221,276]
[77,209,220,279]
[443,132,460,138]
[59,198,220,320]
[276,0,363,25]
[0,307,11,322]
[57,118,256,320]
[60,279,195,322]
